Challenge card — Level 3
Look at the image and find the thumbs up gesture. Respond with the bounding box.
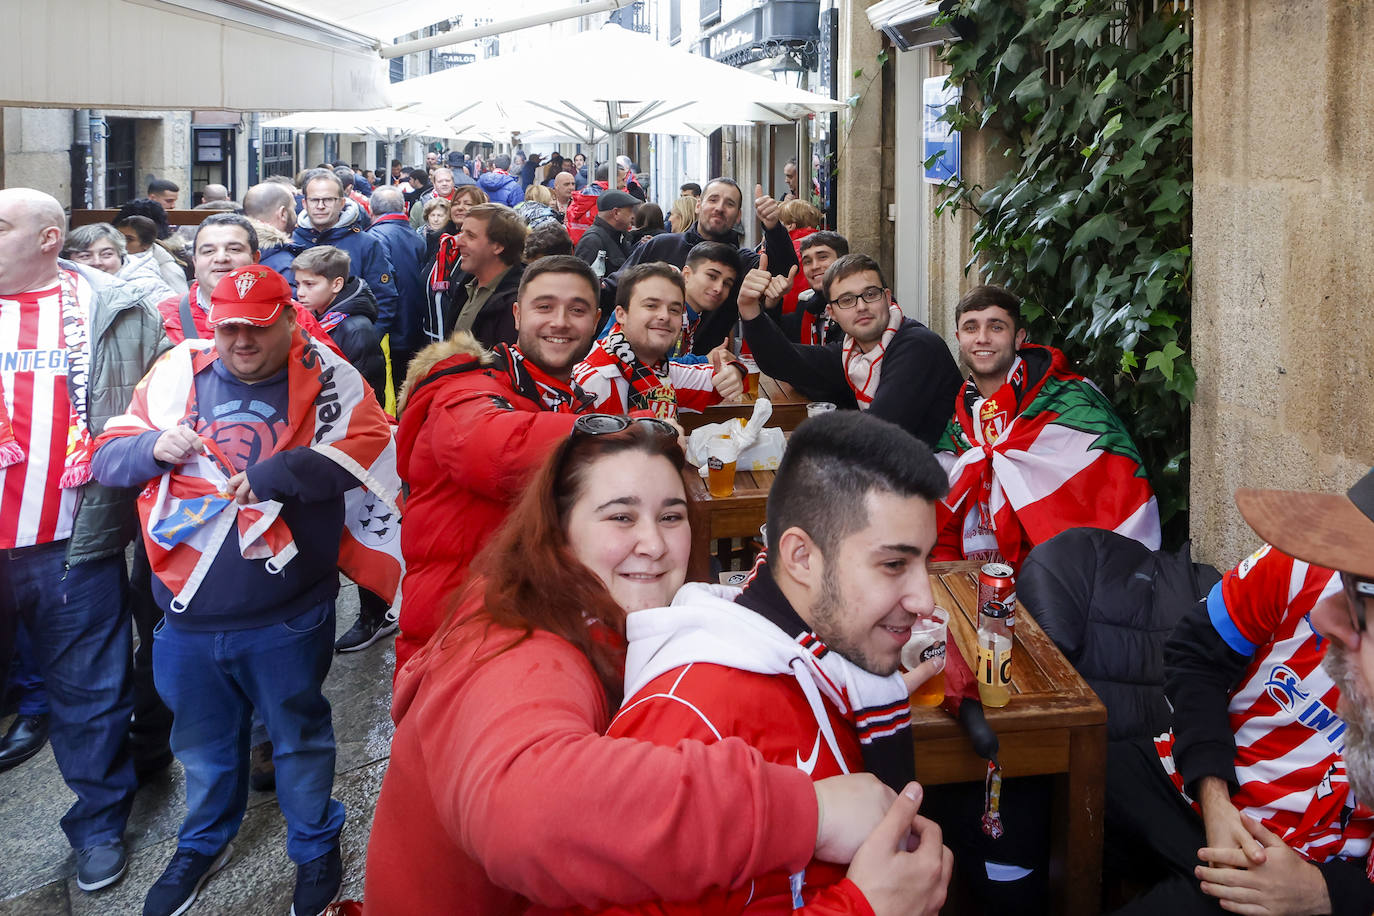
[754,183,781,229]
[708,345,745,401]
[737,251,774,320]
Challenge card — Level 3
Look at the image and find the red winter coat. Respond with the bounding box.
[781,227,819,316]
[392,333,579,671]
[364,591,819,915]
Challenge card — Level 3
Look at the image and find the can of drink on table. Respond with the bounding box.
[977,562,1016,621]
[902,607,949,707]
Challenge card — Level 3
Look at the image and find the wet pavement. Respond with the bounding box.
[0,583,395,914]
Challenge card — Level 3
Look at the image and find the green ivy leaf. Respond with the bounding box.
[1094,68,1118,95]
[1143,341,1185,381]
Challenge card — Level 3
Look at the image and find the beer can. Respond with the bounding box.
[978,562,1016,627]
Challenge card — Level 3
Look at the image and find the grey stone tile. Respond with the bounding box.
[0,879,68,915]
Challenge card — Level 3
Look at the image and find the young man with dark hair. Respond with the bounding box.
[604,410,954,915]
[680,181,702,198]
[612,178,798,355]
[1104,470,1374,916]
[395,255,601,671]
[147,178,180,212]
[736,252,962,447]
[573,262,744,418]
[523,223,574,262]
[931,284,1159,569]
[781,230,850,345]
[675,241,741,357]
[432,203,528,348]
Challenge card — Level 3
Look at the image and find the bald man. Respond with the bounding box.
[0,188,170,892]
[242,181,301,282]
[201,183,230,203]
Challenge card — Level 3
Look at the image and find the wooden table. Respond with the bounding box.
[683,461,774,572]
[921,561,1107,916]
[681,375,810,432]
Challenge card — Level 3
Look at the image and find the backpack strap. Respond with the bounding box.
[178,293,200,342]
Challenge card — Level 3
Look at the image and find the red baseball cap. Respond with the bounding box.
[208,265,292,328]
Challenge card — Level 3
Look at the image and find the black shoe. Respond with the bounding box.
[291,844,342,916]
[143,844,232,916]
[0,713,49,772]
[134,748,175,785]
[249,740,275,792]
[76,838,127,892]
[334,613,398,653]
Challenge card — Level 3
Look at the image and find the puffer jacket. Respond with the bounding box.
[292,199,400,335]
[252,219,305,288]
[62,260,173,565]
[368,213,429,353]
[1017,527,1222,741]
[393,332,579,671]
[318,277,386,405]
[147,242,189,293]
[476,169,522,208]
[116,250,175,303]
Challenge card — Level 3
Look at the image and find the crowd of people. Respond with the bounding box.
[0,143,1371,916]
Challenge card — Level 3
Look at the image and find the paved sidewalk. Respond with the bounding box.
[0,584,395,915]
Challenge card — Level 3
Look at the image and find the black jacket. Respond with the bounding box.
[319,277,386,405]
[574,217,633,275]
[441,262,524,350]
[780,289,842,345]
[607,220,800,355]
[1018,528,1221,742]
[740,313,962,447]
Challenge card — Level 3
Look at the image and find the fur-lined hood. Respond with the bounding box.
[396,331,493,416]
[250,218,295,251]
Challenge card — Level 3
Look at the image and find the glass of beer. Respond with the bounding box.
[902,607,949,707]
[706,436,738,499]
[806,401,837,418]
[740,357,760,398]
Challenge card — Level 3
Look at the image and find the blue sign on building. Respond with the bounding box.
[922,76,960,184]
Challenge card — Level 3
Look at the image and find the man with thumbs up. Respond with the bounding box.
[736,252,963,447]
[573,262,746,418]
[609,178,799,355]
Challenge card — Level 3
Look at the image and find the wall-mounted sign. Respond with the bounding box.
[922,76,960,184]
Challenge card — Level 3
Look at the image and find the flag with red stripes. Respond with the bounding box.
[933,344,1159,569]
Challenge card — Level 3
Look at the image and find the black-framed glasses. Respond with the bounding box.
[830,286,887,310]
[1342,573,1374,634]
[573,413,678,439]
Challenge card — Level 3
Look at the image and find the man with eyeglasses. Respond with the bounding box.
[292,168,400,338]
[736,252,961,446]
[931,284,1159,569]
[1104,470,1374,916]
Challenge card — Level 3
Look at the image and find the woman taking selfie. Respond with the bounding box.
[365,417,893,913]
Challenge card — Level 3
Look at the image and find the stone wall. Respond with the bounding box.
[838,0,894,283]
[2,108,75,207]
[1191,0,1374,566]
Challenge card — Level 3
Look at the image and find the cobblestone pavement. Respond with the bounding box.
[0,583,395,915]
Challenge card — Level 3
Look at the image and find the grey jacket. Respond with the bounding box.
[62,260,172,566]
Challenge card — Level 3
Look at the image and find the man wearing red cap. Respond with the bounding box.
[93,265,397,916]
[1106,469,1374,916]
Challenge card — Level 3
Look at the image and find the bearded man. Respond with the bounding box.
[1105,468,1374,916]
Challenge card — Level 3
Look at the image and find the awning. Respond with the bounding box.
[2,0,395,111]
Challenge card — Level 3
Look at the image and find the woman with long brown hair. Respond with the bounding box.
[365,417,893,913]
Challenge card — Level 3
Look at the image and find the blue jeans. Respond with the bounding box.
[0,541,135,849]
[9,619,51,716]
[153,600,345,863]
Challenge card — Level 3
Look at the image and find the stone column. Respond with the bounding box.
[1191,0,1374,564]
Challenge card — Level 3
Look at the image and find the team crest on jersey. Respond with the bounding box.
[234,274,259,298]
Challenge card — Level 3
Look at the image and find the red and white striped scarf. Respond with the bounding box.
[96,330,400,612]
[500,343,595,414]
[580,324,677,417]
[841,305,902,409]
[0,269,94,488]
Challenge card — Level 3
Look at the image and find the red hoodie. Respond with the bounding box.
[363,591,819,914]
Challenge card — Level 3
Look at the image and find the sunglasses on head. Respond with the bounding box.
[572,413,678,440]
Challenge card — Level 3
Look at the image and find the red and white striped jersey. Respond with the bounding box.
[0,280,77,548]
[571,358,724,419]
[1155,544,1374,864]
